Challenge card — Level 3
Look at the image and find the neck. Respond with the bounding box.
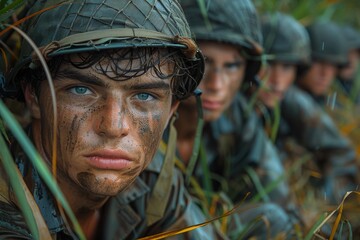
[175,104,200,164]
[59,176,108,240]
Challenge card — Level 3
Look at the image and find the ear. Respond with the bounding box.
[24,84,41,119]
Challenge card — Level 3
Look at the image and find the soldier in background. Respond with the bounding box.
[324,24,360,160]
[253,12,359,234]
[173,0,299,238]
[297,21,348,106]
[336,25,360,105]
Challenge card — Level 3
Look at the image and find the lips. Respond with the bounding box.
[202,99,223,110]
[84,149,133,170]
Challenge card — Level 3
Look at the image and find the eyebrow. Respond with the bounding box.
[125,81,170,91]
[57,69,170,90]
[56,69,106,87]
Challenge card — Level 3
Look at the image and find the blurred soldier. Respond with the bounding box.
[325,25,360,173]
[297,21,348,106]
[336,25,360,104]
[0,0,218,239]
[255,12,358,209]
[171,1,299,238]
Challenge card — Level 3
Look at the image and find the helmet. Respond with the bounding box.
[3,0,204,100]
[180,0,263,83]
[341,25,360,51]
[306,21,348,66]
[261,12,311,66]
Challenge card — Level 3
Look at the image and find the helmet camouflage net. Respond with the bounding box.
[306,21,348,66]
[5,0,204,100]
[180,0,263,83]
[261,12,311,66]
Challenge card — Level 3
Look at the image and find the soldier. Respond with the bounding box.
[256,12,311,131]
[323,24,360,158]
[336,25,360,104]
[173,0,298,238]
[297,21,348,106]
[0,0,217,239]
[256,12,358,210]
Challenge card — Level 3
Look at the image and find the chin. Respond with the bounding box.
[204,112,221,122]
[77,172,135,197]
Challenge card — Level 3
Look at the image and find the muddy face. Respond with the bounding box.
[258,62,296,108]
[28,56,177,197]
[198,41,247,122]
[299,61,337,96]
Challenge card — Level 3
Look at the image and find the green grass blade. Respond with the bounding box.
[199,142,213,205]
[270,102,280,142]
[0,0,24,22]
[0,133,39,239]
[0,117,9,142]
[196,0,212,30]
[304,213,327,240]
[0,100,85,240]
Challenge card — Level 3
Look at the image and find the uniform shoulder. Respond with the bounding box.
[0,201,32,239]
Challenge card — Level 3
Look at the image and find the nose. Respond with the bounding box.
[203,67,225,92]
[267,66,281,89]
[95,97,130,138]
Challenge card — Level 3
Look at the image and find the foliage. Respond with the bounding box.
[0,1,85,239]
[254,0,360,28]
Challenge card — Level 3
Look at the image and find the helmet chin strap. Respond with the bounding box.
[185,88,204,186]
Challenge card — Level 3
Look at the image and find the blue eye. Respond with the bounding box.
[136,93,154,101]
[224,61,243,72]
[69,86,92,95]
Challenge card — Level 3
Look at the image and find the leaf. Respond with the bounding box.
[0,117,9,142]
[312,191,360,237]
[0,1,68,37]
[0,134,40,239]
[0,100,85,240]
[138,194,250,240]
[0,0,24,23]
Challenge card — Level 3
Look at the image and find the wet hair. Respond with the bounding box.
[19,47,199,100]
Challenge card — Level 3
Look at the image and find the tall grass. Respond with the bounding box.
[0,1,85,239]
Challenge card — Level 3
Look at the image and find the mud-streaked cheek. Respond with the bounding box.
[130,104,169,169]
[56,104,99,177]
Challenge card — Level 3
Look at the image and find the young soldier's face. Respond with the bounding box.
[300,61,337,96]
[258,62,296,108]
[26,53,178,197]
[198,41,247,122]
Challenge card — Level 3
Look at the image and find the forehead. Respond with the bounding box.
[57,48,176,80]
[198,41,244,61]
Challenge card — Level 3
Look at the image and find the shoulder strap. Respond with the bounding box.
[146,116,177,226]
